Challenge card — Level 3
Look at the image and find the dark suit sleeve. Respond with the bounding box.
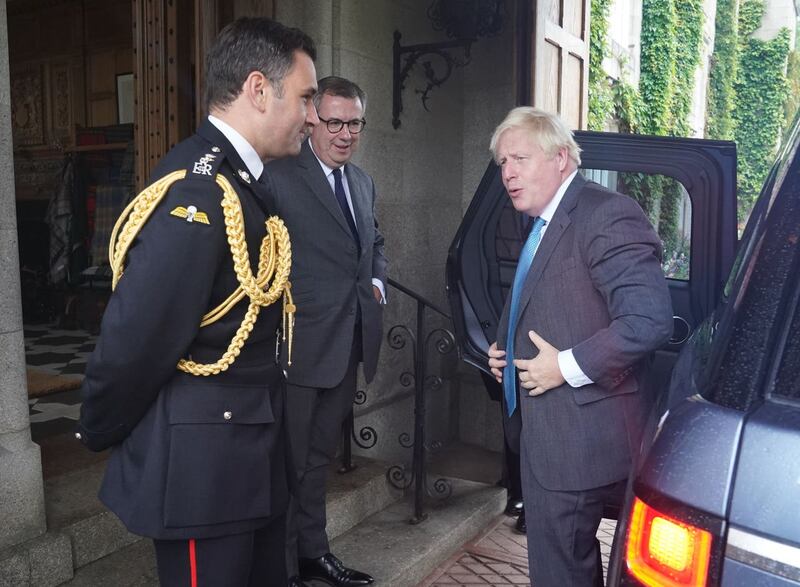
[77,178,226,450]
[368,176,388,285]
[571,194,673,389]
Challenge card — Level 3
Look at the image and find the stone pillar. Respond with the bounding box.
[0,0,47,550]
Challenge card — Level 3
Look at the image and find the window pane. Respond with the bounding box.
[581,169,691,280]
[773,282,800,401]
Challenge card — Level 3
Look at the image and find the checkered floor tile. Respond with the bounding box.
[25,324,96,376]
[25,324,95,440]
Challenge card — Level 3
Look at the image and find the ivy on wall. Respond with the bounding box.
[639,0,678,135]
[706,0,793,222]
[705,0,738,139]
[588,0,614,130]
[733,27,791,219]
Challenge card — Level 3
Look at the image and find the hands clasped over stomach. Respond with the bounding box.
[488,330,566,397]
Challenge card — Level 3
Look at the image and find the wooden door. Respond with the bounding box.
[517,0,591,129]
[131,0,273,189]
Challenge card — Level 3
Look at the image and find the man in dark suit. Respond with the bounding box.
[75,18,319,586]
[487,107,673,587]
[265,76,386,587]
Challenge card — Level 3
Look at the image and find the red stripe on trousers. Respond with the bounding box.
[189,539,198,587]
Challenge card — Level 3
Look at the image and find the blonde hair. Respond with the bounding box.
[490,107,582,166]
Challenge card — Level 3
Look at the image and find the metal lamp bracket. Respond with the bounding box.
[392,30,473,130]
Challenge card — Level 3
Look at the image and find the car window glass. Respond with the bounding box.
[772,274,800,401]
[581,169,691,280]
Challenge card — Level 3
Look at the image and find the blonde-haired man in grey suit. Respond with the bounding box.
[487,107,672,586]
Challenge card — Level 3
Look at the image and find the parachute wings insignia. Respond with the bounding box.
[170,205,210,225]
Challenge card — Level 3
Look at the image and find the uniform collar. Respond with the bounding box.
[207,115,264,181]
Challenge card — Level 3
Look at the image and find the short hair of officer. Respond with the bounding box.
[205,17,317,110]
[490,106,582,166]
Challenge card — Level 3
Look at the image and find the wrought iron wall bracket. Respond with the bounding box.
[392,30,472,130]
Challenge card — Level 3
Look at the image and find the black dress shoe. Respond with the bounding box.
[505,498,524,517]
[298,553,374,587]
[513,508,527,534]
[288,576,306,587]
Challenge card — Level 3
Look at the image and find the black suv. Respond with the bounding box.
[448,121,800,586]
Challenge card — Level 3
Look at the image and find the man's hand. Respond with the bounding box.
[514,330,565,396]
[373,285,383,303]
[488,341,507,383]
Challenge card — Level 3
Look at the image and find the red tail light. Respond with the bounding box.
[625,496,713,587]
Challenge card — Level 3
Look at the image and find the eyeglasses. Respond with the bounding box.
[318,117,367,134]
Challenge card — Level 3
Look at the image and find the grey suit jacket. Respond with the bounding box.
[264,141,387,387]
[497,174,673,491]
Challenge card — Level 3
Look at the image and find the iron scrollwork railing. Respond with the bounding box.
[339,388,378,474]
[384,278,456,524]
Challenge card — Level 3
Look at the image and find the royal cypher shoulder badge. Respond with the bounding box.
[170,205,210,225]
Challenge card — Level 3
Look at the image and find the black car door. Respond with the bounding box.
[447,131,737,382]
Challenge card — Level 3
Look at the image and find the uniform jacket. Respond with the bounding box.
[264,141,387,387]
[497,174,673,492]
[76,119,289,540]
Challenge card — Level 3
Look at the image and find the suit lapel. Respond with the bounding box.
[515,173,585,318]
[296,141,354,239]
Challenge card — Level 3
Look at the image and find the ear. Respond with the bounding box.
[556,146,570,171]
[242,71,271,112]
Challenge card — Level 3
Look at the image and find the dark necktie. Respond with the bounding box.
[332,167,359,242]
[503,217,546,416]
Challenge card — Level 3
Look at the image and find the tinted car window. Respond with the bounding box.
[702,134,800,410]
[772,271,800,402]
[583,169,691,280]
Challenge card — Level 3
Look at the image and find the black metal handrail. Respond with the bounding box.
[339,277,456,523]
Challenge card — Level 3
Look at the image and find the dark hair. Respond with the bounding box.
[204,17,316,110]
[313,76,367,113]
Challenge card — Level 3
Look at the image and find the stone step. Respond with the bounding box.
[328,478,505,587]
[59,477,502,586]
[44,455,398,586]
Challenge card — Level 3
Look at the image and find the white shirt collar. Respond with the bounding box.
[539,170,579,224]
[308,140,343,178]
[207,115,264,181]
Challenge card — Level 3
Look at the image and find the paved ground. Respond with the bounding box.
[419,514,617,586]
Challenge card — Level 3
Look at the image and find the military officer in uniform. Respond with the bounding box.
[75,18,319,586]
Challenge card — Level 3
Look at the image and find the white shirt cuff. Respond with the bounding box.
[372,278,387,304]
[558,349,594,387]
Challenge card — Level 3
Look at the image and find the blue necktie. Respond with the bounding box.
[332,167,359,242]
[503,217,546,416]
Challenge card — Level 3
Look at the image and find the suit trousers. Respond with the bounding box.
[153,514,286,587]
[521,439,625,587]
[285,337,361,574]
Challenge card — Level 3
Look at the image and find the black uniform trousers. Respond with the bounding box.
[284,327,362,575]
[154,514,286,587]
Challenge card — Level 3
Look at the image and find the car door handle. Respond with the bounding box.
[670,315,691,345]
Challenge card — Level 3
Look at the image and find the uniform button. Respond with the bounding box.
[74,432,82,440]
[223,411,232,420]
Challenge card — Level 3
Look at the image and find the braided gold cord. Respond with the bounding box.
[108,171,294,376]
